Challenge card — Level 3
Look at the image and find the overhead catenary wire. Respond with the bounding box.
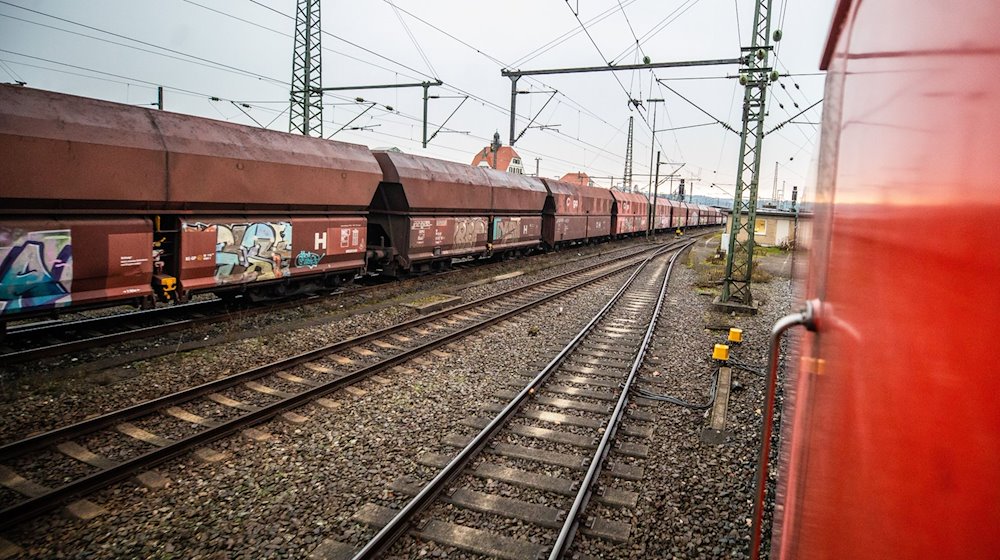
[375,0,657,170]
[180,0,431,84]
[246,0,437,82]
[510,0,641,68]
[0,7,288,88]
[658,82,738,135]
[733,0,743,48]
[388,2,439,79]
[3,0,821,184]
[0,59,22,82]
[20,0,620,173]
[381,0,626,138]
[559,2,678,163]
[607,0,704,65]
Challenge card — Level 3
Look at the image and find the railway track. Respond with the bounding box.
[0,239,687,531]
[0,242,656,368]
[314,240,692,559]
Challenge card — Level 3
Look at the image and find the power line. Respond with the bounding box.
[239,0,624,163]
[0,58,22,82]
[381,0,625,136]
[2,1,686,175]
[0,12,286,89]
[510,0,641,68]
[733,0,743,48]
[180,0,428,83]
[388,2,439,79]
[246,0,436,81]
[607,0,704,64]
[0,1,287,87]
[560,2,676,162]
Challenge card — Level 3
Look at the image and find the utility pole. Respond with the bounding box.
[535,158,541,177]
[289,0,323,136]
[771,161,778,203]
[623,116,634,192]
[651,151,662,238]
[157,86,163,110]
[719,0,777,310]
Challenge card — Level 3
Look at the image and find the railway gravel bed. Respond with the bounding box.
[3,259,630,559]
[568,243,793,560]
[0,238,651,378]
[0,232,793,559]
[0,238,659,444]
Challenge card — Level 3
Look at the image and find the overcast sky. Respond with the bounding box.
[1,0,835,202]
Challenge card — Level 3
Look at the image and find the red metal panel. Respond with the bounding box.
[674,202,690,228]
[697,205,710,225]
[541,179,587,216]
[156,112,381,210]
[407,216,488,262]
[0,218,152,317]
[0,86,383,211]
[586,215,612,239]
[611,191,649,234]
[288,217,366,272]
[485,171,548,213]
[541,178,615,217]
[0,86,166,205]
[550,216,588,244]
[777,1,1000,559]
[491,216,542,250]
[653,200,672,229]
[177,216,366,293]
[374,152,492,212]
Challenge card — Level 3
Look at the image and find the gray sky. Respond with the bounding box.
[0,0,835,202]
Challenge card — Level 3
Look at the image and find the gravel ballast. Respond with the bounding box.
[2,232,798,559]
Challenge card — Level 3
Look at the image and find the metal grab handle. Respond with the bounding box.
[750,299,820,560]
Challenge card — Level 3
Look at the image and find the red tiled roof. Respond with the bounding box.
[559,172,592,186]
[471,145,521,172]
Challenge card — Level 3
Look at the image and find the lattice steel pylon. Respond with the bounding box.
[623,116,634,191]
[289,0,323,137]
[720,0,774,306]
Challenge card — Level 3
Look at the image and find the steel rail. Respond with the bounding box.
[549,241,691,558]
[1,244,655,365]
[0,242,670,463]
[351,242,690,559]
[0,243,676,531]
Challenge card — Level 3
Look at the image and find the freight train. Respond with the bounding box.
[761,0,1000,558]
[0,85,723,323]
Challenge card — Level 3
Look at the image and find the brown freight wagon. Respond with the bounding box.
[0,218,153,316]
[540,179,614,247]
[0,85,382,316]
[652,198,674,231]
[610,191,649,236]
[487,172,548,257]
[368,151,494,275]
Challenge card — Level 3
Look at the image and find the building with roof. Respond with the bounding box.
[721,207,812,249]
[559,171,593,186]
[471,144,524,174]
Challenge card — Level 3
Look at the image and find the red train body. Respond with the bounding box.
[540,178,615,246]
[0,85,718,321]
[610,191,649,236]
[771,1,1000,558]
